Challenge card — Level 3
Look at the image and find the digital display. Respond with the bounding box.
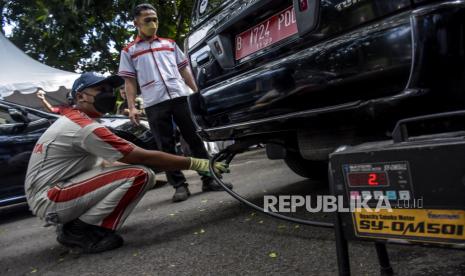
[347,172,389,187]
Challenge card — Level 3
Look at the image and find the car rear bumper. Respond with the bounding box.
[189,0,465,141]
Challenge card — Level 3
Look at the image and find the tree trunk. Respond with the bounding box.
[0,0,6,34]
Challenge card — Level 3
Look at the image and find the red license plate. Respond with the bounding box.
[235,6,298,60]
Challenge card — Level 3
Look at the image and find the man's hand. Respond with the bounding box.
[189,157,229,177]
[128,107,140,125]
[37,90,45,100]
[179,66,198,93]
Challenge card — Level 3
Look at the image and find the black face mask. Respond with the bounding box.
[83,90,116,114]
[93,92,117,114]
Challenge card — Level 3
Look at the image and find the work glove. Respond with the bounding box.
[189,157,230,177]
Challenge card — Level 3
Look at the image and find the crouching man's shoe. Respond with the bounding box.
[56,219,123,254]
[172,185,191,202]
[202,177,233,192]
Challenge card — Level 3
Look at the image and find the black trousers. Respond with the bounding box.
[145,96,209,188]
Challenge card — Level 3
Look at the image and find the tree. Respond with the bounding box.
[1,0,194,73]
[0,0,6,34]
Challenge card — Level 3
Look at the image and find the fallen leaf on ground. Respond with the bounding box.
[258,220,264,224]
[268,252,278,258]
[200,229,205,234]
[31,268,38,273]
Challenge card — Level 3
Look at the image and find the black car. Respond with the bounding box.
[0,100,157,207]
[186,0,465,178]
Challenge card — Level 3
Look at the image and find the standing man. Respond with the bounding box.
[118,3,232,202]
[115,85,144,116]
[115,85,130,115]
[25,72,229,253]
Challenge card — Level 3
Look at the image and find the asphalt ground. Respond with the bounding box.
[1,149,465,275]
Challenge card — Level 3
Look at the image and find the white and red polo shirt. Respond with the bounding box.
[25,108,135,205]
[118,35,190,108]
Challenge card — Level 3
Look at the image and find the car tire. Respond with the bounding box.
[284,151,328,180]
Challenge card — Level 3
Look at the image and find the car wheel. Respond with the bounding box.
[284,151,328,180]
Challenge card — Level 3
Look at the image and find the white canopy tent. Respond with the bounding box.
[0,32,79,109]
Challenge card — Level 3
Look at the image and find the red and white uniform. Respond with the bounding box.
[49,105,68,114]
[25,108,155,230]
[118,35,189,108]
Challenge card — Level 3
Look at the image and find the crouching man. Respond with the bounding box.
[25,72,228,254]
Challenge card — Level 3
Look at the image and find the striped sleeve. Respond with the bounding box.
[118,50,137,78]
[76,123,135,162]
[175,43,188,69]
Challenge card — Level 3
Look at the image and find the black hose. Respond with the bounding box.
[209,148,334,228]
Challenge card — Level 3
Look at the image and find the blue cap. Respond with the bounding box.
[71,72,124,98]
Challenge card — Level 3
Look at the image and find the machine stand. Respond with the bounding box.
[334,213,351,276]
[374,242,394,275]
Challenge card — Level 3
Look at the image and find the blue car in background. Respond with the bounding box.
[0,100,158,207]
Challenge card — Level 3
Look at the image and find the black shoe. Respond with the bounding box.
[172,185,191,202]
[202,178,233,192]
[56,219,123,254]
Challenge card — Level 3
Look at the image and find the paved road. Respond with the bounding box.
[1,150,465,275]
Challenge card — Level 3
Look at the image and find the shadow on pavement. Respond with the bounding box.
[124,178,334,248]
[0,203,32,224]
